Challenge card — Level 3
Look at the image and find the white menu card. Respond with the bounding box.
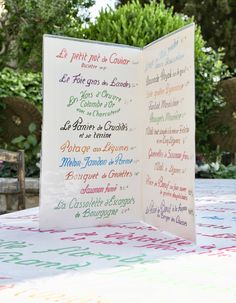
[40,24,195,241]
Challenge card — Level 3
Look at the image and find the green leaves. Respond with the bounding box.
[11,135,25,144]
[197,163,236,179]
[6,123,41,177]
[0,68,42,110]
[29,122,36,133]
[27,134,37,147]
[11,126,38,150]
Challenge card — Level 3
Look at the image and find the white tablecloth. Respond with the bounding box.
[0,179,236,302]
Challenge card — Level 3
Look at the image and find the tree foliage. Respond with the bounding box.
[85,0,230,155]
[179,0,236,71]
[0,0,94,71]
[118,0,236,71]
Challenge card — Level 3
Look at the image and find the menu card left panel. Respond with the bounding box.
[40,36,143,229]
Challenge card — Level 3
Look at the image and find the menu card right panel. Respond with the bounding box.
[142,24,196,241]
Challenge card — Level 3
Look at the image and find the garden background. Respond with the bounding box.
[0,0,236,179]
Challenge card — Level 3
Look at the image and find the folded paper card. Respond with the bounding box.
[40,23,195,241]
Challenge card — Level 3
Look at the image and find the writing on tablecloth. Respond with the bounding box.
[0,237,186,272]
[0,226,236,274]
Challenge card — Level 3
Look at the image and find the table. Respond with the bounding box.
[0,179,236,302]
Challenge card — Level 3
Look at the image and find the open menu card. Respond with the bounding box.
[40,23,195,241]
